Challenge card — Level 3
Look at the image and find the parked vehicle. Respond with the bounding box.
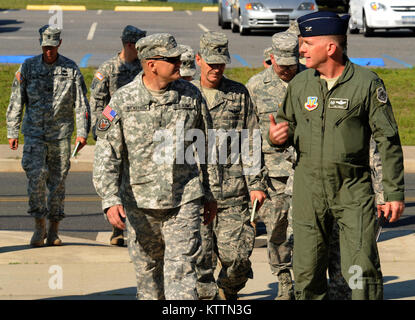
[349,0,415,36]
[230,0,319,35]
[218,0,233,29]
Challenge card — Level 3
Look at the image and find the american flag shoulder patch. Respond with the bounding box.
[95,71,104,81]
[102,105,117,121]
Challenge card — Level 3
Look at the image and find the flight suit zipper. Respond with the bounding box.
[319,81,329,204]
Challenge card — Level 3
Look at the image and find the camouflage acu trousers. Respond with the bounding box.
[328,222,352,300]
[21,136,71,222]
[126,199,202,300]
[196,204,255,297]
[258,177,293,275]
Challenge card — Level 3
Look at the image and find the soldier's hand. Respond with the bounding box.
[269,114,289,146]
[381,201,405,223]
[8,138,18,150]
[106,204,126,230]
[75,136,87,152]
[250,190,266,210]
[203,200,217,225]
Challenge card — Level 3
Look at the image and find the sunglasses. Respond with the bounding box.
[146,56,181,64]
[279,64,297,71]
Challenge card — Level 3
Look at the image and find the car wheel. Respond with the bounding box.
[218,7,223,26]
[348,19,359,34]
[231,15,238,33]
[239,15,250,35]
[363,13,374,37]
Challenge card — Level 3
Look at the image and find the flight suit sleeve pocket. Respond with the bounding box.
[373,107,398,138]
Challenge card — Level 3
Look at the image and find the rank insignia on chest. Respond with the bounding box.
[102,105,117,121]
[97,118,111,131]
[304,96,318,111]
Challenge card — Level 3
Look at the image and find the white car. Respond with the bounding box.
[349,0,415,36]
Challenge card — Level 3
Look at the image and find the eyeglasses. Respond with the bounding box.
[279,64,297,71]
[146,56,181,64]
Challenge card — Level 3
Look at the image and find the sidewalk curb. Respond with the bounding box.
[26,5,86,11]
[114,6,174,12]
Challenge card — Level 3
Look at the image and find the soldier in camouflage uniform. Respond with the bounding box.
[179,44,197,81]
[263,47,272,68]
[6,25,90,247]
[192,32,267,300]
[90,25,146,246]
[92,33,218,300]
[246,31,298,300]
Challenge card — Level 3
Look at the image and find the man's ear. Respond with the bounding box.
[327,41,338,57]
[195,54,202,67]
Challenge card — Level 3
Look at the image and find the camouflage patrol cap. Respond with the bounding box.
[287,20,300,37]
[121,25,147,43]
[263,47,272,64]
[39,25,61,47]
[271,31,299,66]
[136,33,186,59]
[179,45,196,77]
[199,31,231,64]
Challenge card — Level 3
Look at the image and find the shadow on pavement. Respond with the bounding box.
[384,279,415,300]
[0,241,108,254]
[40,287,137,300]
[239,282,277,300]
[378,230,414,242]
[0,19,23,33]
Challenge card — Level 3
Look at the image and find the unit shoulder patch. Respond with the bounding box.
[376,86,388,104]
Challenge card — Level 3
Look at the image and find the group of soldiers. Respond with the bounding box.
[6,9,405,301]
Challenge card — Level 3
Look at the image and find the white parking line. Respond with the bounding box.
[186,10,192,16]
[87,22,98,41]
[198,23,209,32]
[97,9,102,15]
[3,10,8,14]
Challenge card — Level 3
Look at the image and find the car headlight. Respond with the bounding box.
[245,3,265,10]
[298,2,316,11]
[369,2,386,11]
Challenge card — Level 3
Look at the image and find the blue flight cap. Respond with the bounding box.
[298,11,350,37]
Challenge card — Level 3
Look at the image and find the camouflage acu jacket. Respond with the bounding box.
[246,66,295,179]
[93,72,218,210]
[6,54,90,140]
[90,54,142,138]
[191,77,267,207]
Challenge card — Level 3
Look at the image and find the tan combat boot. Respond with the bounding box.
[276,269,295,300]
[218,288,238,300]
[30,218,46,247]
[46,221,62,246]
[110,226,124,246]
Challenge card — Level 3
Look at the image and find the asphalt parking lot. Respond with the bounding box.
[0,8,414,69]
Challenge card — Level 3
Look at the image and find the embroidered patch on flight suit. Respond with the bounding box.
[328,98,349,110]
[377,87,388,104]
[95,72,104,81]
[304,96,318,111]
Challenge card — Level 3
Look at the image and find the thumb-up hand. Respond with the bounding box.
[269,114,289,145]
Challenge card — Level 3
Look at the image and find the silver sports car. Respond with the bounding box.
[230,0,319,35]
